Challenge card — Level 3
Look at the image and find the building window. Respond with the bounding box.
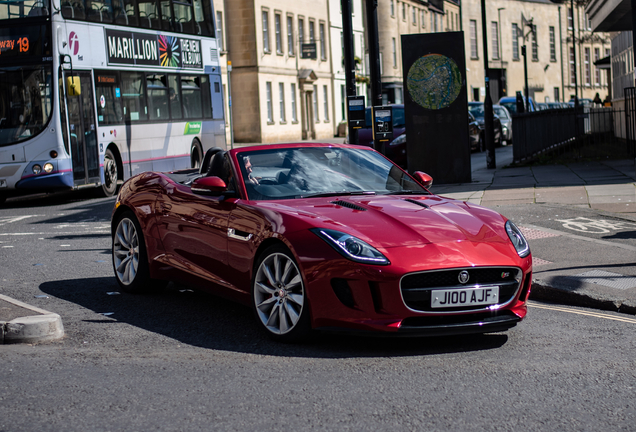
[570,47,576,85]
[470,20,478,59]
[392,37,397,68]
[341,85,346,120]
[585,47,591,85]
[266,82,273,122]
[421,10,425,28]
[568,8,573,30]
[390,0,394,17]
[309,20,315,43]
[549,26,556,62]
[430,11,434,31]
[262,10,270,53]
[531,25,538,61]
[291,83,297,122]
[412,7,416,25]
[287,15,294,56]
[275,13,283,54]
[323,85,329,121]
[402,2,405,21]
[216,11,224,51]
[492,21,499,60]
[313,85,319,122]
[320,22,327,60]
[279,83,286,122]
[594,47,600,85]
[298,18,304,45]
[554,87,560,102]
[512,24,519,60]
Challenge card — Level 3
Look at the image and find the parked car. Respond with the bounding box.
[352,104,480,167]
[546,102,564,109]
[493,104,512,144]
[498,95,537,113]
[536,103,549,111]
[568,98,593,107]
[112,143,532,342]
[468,102,503,148]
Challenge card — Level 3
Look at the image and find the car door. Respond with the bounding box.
[156,181,235,288]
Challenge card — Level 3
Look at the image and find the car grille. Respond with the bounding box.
[400,267,522,313]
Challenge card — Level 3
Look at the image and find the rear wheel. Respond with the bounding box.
[190,140,203,169]
[100,148,119,197]
[252,245,310,342]
[112,211,167,293]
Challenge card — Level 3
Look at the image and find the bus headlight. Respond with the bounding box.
[32,164,42,174]
[43,163,54,173]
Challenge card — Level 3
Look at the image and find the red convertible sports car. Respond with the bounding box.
[111,143,532,342]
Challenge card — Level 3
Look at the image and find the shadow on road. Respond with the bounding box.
[39,276,510,358]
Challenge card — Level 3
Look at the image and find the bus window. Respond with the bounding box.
[180,75,201,119]
[147,74,169,121]
[112,0,137,26]
[137,0,160,29]
[87,0,113,22]
[199,75,212,119]
[160,0,172,30]
[173,0,194,34]
[121,72,148,122]
[168,75,182,119]
[95,72,123,125]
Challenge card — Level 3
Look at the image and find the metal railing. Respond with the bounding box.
[511,107,634,163]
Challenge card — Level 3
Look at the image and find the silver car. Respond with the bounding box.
[493,104,512,144]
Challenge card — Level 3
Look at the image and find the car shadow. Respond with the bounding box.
[40,277,510,358]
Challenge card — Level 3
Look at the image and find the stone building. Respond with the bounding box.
[223,0,334,143]
[462,0,610,105]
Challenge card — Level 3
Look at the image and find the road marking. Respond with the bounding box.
[528,301,636,324]
[0,215,41,226]
[555,217,636,234]
[522,223,636,252]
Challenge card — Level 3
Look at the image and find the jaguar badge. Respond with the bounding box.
[458,270,470,284]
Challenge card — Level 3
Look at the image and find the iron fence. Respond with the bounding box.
[511,107,634,163]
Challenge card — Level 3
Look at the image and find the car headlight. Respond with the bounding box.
[311,228,390,265]
[505,221,530,258]
[32,164,42,174]
[389,134,406,146]
[43,163,54,173]
[502,126,508,132]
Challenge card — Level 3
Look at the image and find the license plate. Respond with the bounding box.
[431,286,499,309]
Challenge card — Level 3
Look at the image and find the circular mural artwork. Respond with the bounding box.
[407,54,462,110]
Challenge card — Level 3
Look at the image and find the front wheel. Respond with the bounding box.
[252,245,310,342]
[112,211,167,293]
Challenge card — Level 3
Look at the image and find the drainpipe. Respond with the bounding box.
[559,6,565,102]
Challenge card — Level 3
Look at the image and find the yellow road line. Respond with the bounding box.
[528,301,636,324]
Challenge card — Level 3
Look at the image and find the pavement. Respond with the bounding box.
[1,143,635,343]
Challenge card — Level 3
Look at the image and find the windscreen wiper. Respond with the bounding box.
[298,191,377,198]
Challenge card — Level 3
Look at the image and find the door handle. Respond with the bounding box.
[227,228,253,241]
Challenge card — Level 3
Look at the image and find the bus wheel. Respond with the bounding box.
[190,140,203,169]
[101,148,119,197]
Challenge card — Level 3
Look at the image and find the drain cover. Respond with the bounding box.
[568,270,636,290]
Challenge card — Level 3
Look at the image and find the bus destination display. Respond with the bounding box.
[106,29,202,69]
[0,25,50,60]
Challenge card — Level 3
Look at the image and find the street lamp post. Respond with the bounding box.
[480,0,496,168]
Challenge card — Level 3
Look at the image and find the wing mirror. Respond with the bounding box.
[192,176,228,196]
[413,171,433,188]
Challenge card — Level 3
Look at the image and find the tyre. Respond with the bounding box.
[252,245,310,342]
[112,211,167,293]
[100,148,119,197]
[190,140,203,169]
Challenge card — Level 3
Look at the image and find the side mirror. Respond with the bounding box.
[192,176,227,196]
[413,171,433,188]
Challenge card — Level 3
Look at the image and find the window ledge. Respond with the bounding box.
[267,121,275,125]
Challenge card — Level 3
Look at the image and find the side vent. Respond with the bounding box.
[331,200,367,211]
[405,198,430,209]
[331,278,355,308]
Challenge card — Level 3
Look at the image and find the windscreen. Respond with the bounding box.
[0,0,49,19]
[0,65,53,146]
[236,147,427,201]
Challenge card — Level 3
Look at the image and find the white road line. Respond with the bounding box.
[528,301,636,324]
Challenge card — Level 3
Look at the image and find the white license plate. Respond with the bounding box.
[431,286,499,309]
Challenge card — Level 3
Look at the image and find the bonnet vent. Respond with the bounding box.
[331,200,367,211]
[405,199,430,209]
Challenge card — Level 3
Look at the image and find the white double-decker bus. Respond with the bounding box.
[0,0,225,203]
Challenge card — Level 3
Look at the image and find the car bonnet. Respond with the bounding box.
[258,195,509,249]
